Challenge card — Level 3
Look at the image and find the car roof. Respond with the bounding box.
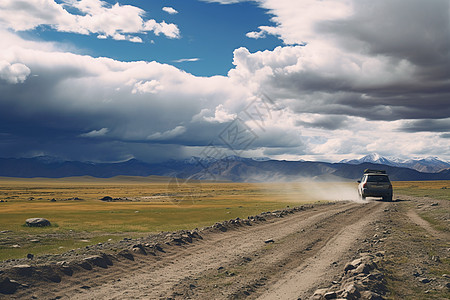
[363,169,387,175]
[365,173,389,176]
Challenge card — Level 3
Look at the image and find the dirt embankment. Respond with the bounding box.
[1,196,449,299]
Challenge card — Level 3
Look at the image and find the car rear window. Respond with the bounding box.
[367,175,390,182]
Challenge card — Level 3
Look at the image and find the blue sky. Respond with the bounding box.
[0,0,449,163]
[28,0,283,76]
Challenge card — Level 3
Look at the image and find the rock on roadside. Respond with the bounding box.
[312,252,387,300]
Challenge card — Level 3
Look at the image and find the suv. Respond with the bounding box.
[357,169,393,201]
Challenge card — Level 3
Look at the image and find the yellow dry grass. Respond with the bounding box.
[0,177,447,260]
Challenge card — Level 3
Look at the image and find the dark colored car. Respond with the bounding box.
[357,169,393,201]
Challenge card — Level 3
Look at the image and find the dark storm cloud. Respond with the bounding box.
[313,0,450,120]
[296,115,348,130]
[399,119,450,133]
[320,0,450,72]
[229,0,450,125]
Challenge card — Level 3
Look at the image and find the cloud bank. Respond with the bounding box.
[0,0,181,42]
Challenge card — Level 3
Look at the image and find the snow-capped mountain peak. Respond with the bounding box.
[340,153,450,173]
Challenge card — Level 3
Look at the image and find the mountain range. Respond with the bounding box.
[340,153,450,173]
[0,155,449,182]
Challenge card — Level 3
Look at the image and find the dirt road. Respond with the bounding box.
[5,201,384,299]
[4,196,449,299]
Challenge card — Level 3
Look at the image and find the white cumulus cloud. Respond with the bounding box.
[162,7,178,14]
[246,31,266,39]
[203,104,237,123]
[0,60,31,84]
[144,20,180,39]
[132,80,164,94]
[0,0,181,42]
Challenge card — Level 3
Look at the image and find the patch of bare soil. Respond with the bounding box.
[1,195,448,300]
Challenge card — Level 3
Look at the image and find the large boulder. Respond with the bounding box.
[25,218,51,227]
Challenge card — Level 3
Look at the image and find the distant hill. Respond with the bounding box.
[0,156,449,182]
[340,153,450,173]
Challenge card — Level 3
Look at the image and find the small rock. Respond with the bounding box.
[78,261,92,270]
[350,258,362,267]
[264,239,275,244]
[60,266,73,276]
[353,263,371,275]
[418,277,430,284]
[25,218,51,227]
[342,283,361,299]
[311,288,328,300]
[0,277,20,294]
[118,250,134,261]
[324,291,337,299]
[13,265,33,277]
[431,256,440,263]
[26,253,34,260]
[30,239,40,243]
[413,271,421,277]
[430,203,439,206]
[344,262,356,272]
[375,251,385,257]
[360,290,384,300]
[84,255,108,268]
[442,274,450,278]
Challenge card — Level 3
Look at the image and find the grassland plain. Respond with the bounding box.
[0,177,448,262]
[0,176,327,261]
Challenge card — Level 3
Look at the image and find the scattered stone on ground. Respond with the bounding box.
[25,218,51,227]
[312,252,387,300]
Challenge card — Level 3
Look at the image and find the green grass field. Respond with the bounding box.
[0,177,448,261]
[392,181,450,200]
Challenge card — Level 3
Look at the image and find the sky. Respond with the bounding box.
[0,0,449,163]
